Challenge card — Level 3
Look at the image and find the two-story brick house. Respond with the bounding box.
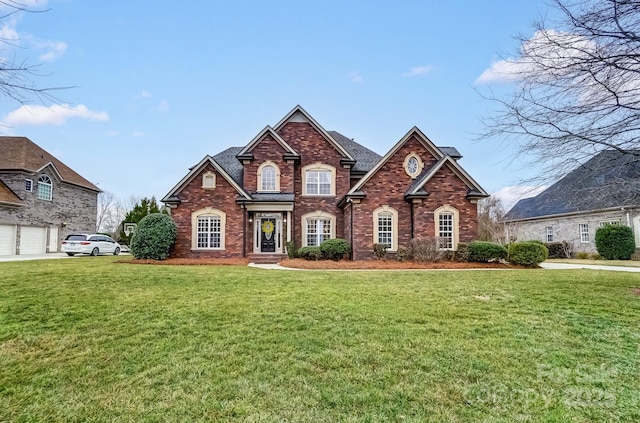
[0,137,100,255]
[162,106,488,261]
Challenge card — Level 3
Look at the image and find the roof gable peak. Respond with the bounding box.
[237,126,298,157]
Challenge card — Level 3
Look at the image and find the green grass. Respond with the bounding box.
[2,257,640,422]
[547,258,640,268]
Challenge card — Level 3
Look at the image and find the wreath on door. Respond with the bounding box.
[261,220,275,240]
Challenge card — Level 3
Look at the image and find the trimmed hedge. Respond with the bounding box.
[130,213,177,260]
[297,246,322,261]
[467,241,507,263]
[285,241,297,259]
[508,241,549,267]
[320,238,351,261]
[595,225,635,260]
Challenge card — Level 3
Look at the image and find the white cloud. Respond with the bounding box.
[132,131,144,137]
[402,65,433,77]
[346,71,363,83]
[2,104,109,126]
[138,90,152,98]
[154,100,169,112]
[492,185,546,210]
[37,40,67,62]
[476,29,596,84]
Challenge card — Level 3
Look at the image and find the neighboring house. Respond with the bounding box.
[504,150,640,253]
[0,137,100,256]
[162,105,488,261]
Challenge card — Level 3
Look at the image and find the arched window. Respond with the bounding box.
[37,175,52,201]
[373,205,399,252]
[301,210,336,246]
[302,163,336,196]
[434,205,459,250]
[191,207,226,250]
[257,161,280,192]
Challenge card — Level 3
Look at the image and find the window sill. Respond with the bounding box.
[191,248,226,251]
[301,194,336,198]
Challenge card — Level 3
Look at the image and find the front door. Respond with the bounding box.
[260,218,276,252]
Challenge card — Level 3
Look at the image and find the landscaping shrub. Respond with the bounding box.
[408,237,442,262]
[396,245,410,262]
[373,243,388,260]
[320,238,351,261]
[130,213,177,260]
[467,241,507,263]
[285,241,297,259]
[595,225,635,260]
[508,241,549,267]
[297,246,322,261]
[455,243,471,262]
[545,242,565,259]
[576,252,589,259]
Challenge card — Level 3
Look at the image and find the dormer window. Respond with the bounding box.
[37,175,52,201]
[257,161,280,192]
[202,171,216,189]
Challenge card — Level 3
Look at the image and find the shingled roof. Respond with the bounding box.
[505,150,640,220]
[0,179,22,206]
[0,136,100,192]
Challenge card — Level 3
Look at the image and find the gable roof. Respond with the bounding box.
[162,153,251,203]
[236,126,299,158]
[0,136,100,192]
[404,155,488,199]
[274,105,355,162]
[505,150,640,220]
[0,179,23,206]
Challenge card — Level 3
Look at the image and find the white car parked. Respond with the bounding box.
[61,234,121,256]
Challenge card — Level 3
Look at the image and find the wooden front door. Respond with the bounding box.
[260,218,276,252]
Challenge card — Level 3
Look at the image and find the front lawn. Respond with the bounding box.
[1,257,639,422]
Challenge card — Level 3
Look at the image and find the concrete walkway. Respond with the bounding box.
[539,262,640,272]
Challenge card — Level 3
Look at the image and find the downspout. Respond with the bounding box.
[349,199,354,260]
[410,201,415,239]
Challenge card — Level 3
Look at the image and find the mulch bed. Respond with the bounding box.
[121,257,524,270]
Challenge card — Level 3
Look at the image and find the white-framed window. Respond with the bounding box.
[301,211,336,246]
[546,226,553,242]
[191,207,226,250]
[599,220,621,227]
[202,171,216,189]
[25,179,33,192]
[434,205,459,250]
[373,205,399,252]
[302,163,336,196]
[579,223,589,243]
[257,161,280,192]
[37,175,52,201]
[403,152,424,179]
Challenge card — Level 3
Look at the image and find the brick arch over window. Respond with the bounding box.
[191,207,226,250]
[373,205,398,252]
[257,161,280,192]
[434,205,459,250]
[301,210,336,247]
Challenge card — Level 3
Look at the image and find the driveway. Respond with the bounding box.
[539,262,640,272]
[0,252,129,262]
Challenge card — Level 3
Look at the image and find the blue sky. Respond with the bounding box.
[0,0,555,207]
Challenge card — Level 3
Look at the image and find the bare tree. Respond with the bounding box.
[96,191,126,237]
[480,0,640,185]
[0,2,69,104]
[478,196,509,244]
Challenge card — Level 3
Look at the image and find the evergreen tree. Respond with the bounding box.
[119,197,166,244]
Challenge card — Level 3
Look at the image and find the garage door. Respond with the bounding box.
[0,224,16,255]
[20,226,47,255]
